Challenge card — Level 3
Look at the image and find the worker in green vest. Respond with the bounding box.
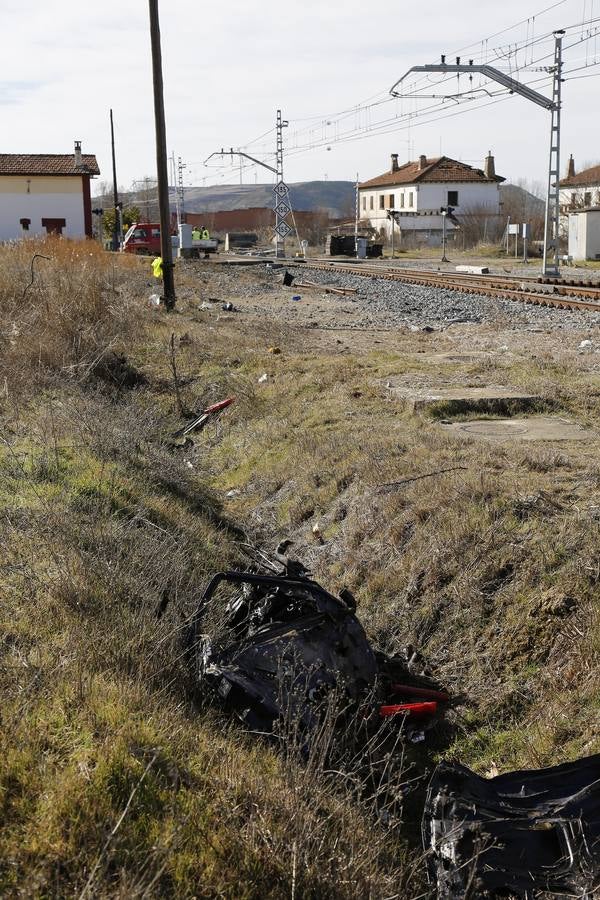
[201,227,210,240]
[191,226,201,241]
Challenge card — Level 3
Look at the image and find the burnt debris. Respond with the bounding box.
[423,755,600,898]
[185,549,448,741]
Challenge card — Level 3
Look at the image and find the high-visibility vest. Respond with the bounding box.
[192,230,200,240]
[202,229,210,239]
[152,257,163,278]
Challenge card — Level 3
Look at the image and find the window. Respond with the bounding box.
[20,218,30,231]
[389,194,395,208]
[400,193,405,208]
[362,196,366,211]
[379,195,385,210]
[408,192,413,207]
[447,190,459,206]
[369,195,374,210]
[584,192,592,207]
[571,192,577,207]
[151,228,161,238]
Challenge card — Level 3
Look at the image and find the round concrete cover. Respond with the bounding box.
[444,417,596,442]
[459,421,529,436]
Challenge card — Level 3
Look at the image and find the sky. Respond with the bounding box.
[2,0,600,193]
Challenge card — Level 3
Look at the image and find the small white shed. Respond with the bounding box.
[568,208,600,261]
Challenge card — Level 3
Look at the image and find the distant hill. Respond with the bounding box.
[176,181,355,217]
[499,184,545,217]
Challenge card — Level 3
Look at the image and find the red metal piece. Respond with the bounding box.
[204,397,235,415]
[379,701,438,719]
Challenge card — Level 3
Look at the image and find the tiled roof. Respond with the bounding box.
[559,164,600,187]
[0,154,100,176]
[359,156,504,189]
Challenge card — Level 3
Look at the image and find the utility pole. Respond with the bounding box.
[148,0,175,310]
[542,32,563,278]
[110,109,120,252]
[390,31,565,278]
[205,109,292,259]
[354,172,359,258]
[177,156,186,223]
[171,152,181,226]
[273,109,291,258]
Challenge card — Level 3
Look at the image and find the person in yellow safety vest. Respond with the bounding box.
[191,226,201,241]
[151,256,163,278]
[201,227,210,240]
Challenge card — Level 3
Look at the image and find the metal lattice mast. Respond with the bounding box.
[273,109,291,258]
[390,33,565,278]
[177,157,186,223]
[542,32,563,277]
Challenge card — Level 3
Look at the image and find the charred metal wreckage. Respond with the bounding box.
[185,546,446,739]
[186,547,600,897]
[424,755,600,899]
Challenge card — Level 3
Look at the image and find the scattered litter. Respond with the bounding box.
[222,301,235,312]
[258,373,269,383]
[497,344,509,353]
[199,302,212,310]
[579,339,593,351]
[282,270,295,287]
[292,295,301,302]
[226,489,241,498]
[172,397,235,438]
[185,460,194,470]
[185,548,448,744]
[149,293,161,307]
[268,346,281,354]
[294,279,358,297]
[311,523,324,544]
[423,754,600,898]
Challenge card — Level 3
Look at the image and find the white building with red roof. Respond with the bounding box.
[359,152,504,243]
[559,155,600,214]
[0,143,100,241]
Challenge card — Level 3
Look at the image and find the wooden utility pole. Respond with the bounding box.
[110,109,120,252]
[148,0,175,310]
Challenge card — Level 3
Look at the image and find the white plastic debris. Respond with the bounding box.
[148,294,161,307]
[579,339,593,351]
[226,489,241,498]
[258,373,268,384]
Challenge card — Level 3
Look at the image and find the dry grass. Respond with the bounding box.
[1,245,599,896]
[0,243,420,898]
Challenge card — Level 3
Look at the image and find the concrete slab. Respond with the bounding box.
[456,265,489,274]
[385,376,540,413]
[440,416,597,442]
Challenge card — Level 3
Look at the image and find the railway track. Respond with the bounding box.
[299,261,600,313]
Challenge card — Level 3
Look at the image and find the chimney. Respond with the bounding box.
[418,154,427,170]
[484,151,496,179]
[567,154,575,178]
[74,140,82,168]
[391,153,399,173]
